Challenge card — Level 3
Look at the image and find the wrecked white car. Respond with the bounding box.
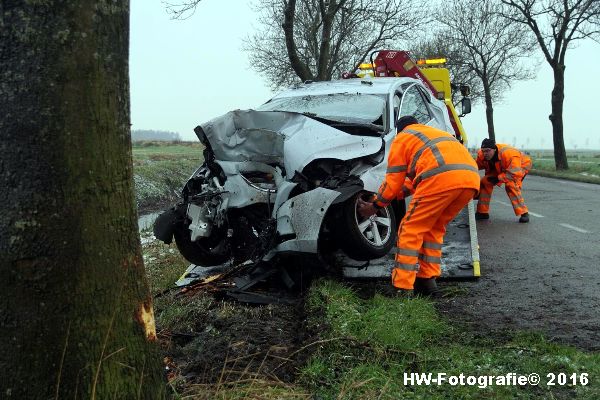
[153,77,457,266]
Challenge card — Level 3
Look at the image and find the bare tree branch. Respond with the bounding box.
[243,0,430,90]
[427,0,537,139]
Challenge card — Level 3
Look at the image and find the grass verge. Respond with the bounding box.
[142,236,599,399]
[299,279,600,399]
[529,153,600,184]
[132,141,203,211]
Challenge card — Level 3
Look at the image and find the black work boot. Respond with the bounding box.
[475,212,489,220]
[519,212,529,223]
[414,278,440,298]
[379,284,413,299]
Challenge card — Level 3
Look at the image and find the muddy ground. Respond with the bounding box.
[157,262,328,388]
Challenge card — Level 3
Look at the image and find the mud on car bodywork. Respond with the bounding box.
[154,78,456,266]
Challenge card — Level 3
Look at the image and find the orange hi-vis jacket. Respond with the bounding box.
[475,144,532,184]
[374,124,480,208]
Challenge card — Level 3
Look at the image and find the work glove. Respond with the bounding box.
[487,176,499,185]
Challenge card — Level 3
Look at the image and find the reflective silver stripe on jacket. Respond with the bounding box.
[509,194,526,207]
[401,128,468,186]
[386,165,408,173]
[414,164,479,187]
[408,136,455,178]
[405,198,420,222]
[505,167,523,180]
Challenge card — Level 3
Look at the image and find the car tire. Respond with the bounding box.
[173,223,231,266]
[337,192,398,261]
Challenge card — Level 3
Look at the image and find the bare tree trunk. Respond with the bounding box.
[316,1,334,80]
[0,1,166,398]
[483,80,496,141]
[550,66,569,170]
[283,0,314,81]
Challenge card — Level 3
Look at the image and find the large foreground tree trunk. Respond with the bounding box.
[0,2,166,398]
[550,66,569,170]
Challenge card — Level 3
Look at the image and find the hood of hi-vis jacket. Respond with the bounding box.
[374,123,480,206]
[476,143,532,183]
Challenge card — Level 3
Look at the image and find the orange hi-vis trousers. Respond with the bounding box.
[477,175,528,216]
[392,188,477,290]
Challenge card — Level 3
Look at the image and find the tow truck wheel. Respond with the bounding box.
[173,223,231,266]
[337,192,397,261]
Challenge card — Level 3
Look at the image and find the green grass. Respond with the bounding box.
[132,141,204,210]
[141,230,189,295]
[531,156,600,184]
[300,279,600,399]
[132,141,204,160]
[527,150,600,184]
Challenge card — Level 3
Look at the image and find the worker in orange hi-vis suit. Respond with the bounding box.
[475,138,532,223]
[358,116,480,297]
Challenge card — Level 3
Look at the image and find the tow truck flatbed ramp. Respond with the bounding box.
[174,201,480,288]
[341,200,480,280]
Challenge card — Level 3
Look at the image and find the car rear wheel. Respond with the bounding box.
[337,192,397,261]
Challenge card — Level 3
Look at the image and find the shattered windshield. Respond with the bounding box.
[257,93,387,129]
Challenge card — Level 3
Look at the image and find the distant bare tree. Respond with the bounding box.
[501,0,600,170]
[433,0,536,141]
[243,0,430,90]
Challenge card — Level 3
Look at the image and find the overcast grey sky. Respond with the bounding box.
[131,0,600,149]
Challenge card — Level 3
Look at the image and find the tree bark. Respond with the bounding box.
[549,65,569,170]
[0,1,166,398]
[483,79,496,141]
[283,0,314,81]
[316,0,334,80]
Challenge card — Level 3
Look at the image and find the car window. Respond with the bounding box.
[257,93,387,128]
[398,84,432,124]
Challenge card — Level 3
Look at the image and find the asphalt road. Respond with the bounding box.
[441,175,600,350]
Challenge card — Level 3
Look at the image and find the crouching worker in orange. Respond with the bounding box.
[475,138,532,223]
[358,116,480,297]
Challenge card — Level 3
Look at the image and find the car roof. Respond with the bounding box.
[271,77,417,98]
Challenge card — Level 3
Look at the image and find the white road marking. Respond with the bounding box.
[494,200,512,207]
[527,211,544,218]
[493,200,544,217]
[558,223,591,234]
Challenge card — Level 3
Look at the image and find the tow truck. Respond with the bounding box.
[341,50,480,280]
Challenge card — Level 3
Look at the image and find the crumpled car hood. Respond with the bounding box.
[195,109,383,176]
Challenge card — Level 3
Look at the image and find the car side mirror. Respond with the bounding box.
[460,97,471,116]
